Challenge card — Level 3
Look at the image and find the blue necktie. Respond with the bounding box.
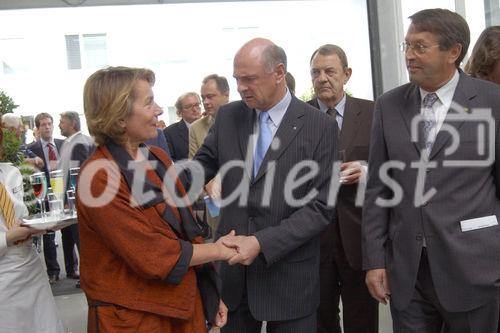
[253,111,272,178]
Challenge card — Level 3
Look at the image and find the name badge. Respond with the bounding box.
[460,215,498,232]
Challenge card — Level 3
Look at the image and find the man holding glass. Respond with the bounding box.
[307,44,377,333]
[58,111,95,286]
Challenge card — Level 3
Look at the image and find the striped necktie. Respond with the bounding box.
[47,143,57,161]
[0,183,16,230]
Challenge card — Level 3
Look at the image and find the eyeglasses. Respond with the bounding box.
[400,41,440,55]
[182,102,201,110]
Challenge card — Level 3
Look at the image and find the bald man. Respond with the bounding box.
[193,38,338,332]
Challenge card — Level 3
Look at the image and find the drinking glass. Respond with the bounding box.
[49,170,64,200]
[30,172,47,218]
[69,167,80,191]
[66,189,76,217]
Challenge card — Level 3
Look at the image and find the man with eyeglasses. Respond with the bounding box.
[363,8,500,332]
[163,92,202,162]
[308,44,377,333]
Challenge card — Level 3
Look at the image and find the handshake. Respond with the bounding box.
[214,230,261,266]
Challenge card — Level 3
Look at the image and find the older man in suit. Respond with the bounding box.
[27,112,64,284]
[163,92,201,162]
[193,38,337,332]
[58,111,95,287]
[308,44,378,333]
[363,9,500,332]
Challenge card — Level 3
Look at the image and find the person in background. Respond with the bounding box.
[189,74,229,236]
[465,25,500,84]
[1,113,44,169]
[27,112,63,284]
[285,71,296,95]
[58,111,95,288]
[308,44,377,333]
[79,66,237,332]
[465,24,500,333]
[163,92,202,162]
[0,126,64,333]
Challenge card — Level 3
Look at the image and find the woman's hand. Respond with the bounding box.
[215,230,238,261]
[212,299,228,329]
[6,220,36,246]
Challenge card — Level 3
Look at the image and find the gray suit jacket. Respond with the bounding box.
[194,97,337,320]
[363,72,500,312]
[309,96,374,270]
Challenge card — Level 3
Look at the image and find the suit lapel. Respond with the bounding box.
[339,96,361,151]
[429,74,475,160]
[178,121,188,144]
[237,103,256,180]
[400,85,425,155]
[254,97,305,183]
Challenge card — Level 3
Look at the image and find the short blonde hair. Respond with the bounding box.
[83,66,155,146]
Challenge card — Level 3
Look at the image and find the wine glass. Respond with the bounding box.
[30,172,47,218]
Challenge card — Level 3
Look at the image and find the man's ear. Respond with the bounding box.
[344,67,353,85]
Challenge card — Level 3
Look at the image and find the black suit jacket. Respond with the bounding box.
[193,96,337,321]
[163,120,188,162]
[27,138,65,183]
[308,96,374,269]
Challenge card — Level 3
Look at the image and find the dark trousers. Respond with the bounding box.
[391,249,500,333]
[318,222,378,333]
[43,232,60,276]
[61,223,80,275]
[222,291,316,333]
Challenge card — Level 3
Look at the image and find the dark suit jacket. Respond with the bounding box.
[363,72,500,312]
[27,138,65,183]
[145,128,171,157]
[193,96,337,321]
[163,120,188,162]
[308,96,374,270]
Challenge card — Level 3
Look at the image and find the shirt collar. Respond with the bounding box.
[40,137,56,147]
[256,88,292,128]
[419,69,459,106]
[317,93,347,117]
[65,131,81,143]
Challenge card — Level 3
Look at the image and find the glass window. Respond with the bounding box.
[0,1,372,134]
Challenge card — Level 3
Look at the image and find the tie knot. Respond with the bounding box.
[326,108,336,117]
[259,111,270,124]
[423,93,439,109]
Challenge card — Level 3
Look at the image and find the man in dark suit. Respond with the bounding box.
[363,9,500,332]
[58,111,95,287]
[27,112,64,284]
[193,38,337,332]
[308,44,378,333]
[163,92,201,162]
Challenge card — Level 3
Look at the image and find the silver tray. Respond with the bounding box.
[21,211,77,231]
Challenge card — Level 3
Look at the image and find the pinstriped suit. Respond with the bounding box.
[194,96,337,328]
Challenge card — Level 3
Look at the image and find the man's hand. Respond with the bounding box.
[212,300,228,329]
[222,234,261,266]
[205,177,221,199]
[25,156,44,169]
[365,268,391,304]
[339,161,366,184]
